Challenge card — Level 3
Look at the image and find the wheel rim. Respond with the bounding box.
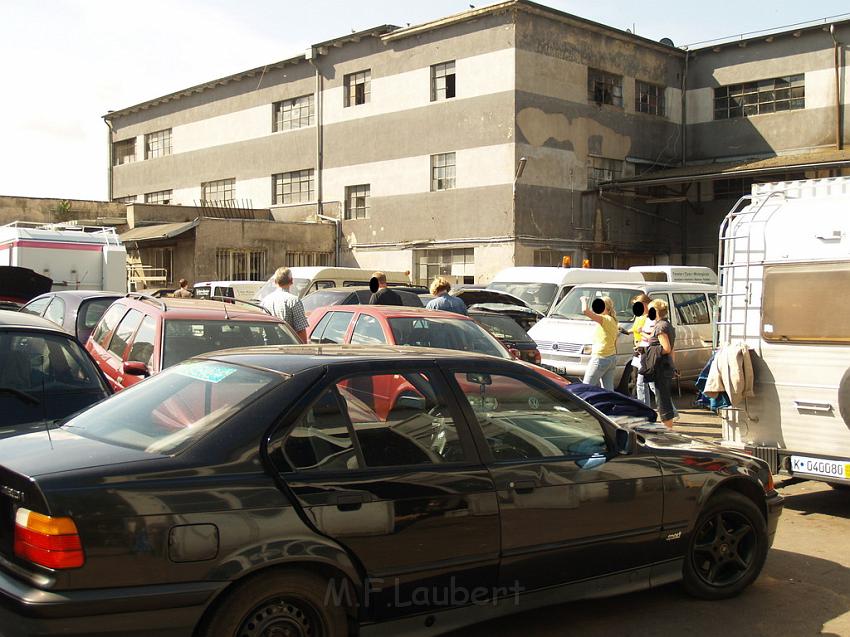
[237,597,323,637]
[691,510,758,588]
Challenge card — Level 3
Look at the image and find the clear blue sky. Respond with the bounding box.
[2,0,848,201]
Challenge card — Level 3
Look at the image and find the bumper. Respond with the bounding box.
[540,356,589,377]
[765,491,784,549]
[0,568,223,637]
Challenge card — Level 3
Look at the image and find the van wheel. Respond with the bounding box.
[838,367,850,431]
[198,570,349,637]
[682,491,767,600]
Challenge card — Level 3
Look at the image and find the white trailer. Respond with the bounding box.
[716,177,850,487]
[0,222,127,293]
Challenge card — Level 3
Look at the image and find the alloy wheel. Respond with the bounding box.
[691,510,757,587]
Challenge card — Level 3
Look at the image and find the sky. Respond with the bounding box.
[2,0,849,202]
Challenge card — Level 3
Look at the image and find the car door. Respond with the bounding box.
[124,315,158,378]
[308,310,354,344]
[671,291,712,379]
[269,361,500,620]
[86,303,130,391]
[101,309,145,389]
[443,361,664,592]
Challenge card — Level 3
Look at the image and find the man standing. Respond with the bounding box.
[368,271,403,306]
[425,277,467,316]
[261,267,309,342]
[173,279,193,298]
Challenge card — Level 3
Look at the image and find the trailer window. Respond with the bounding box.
[762,263,850,343]
[673,293,710,325]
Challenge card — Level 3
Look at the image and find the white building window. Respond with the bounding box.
[144,129,172,159]
[144,190,172,204]
[415,248,474,285]
[588,68,623,107]
[431,61,456,101]
[344,70,371,107]
[344,184,370,220]
[201,178,235,204]
[114,195,137,203]
[273,170,315,205]
[714,74,805,119]
[215,248,267,281]
[273,95,314,131]
[113,138,136,166]
[431,152,456,191]
[635,81,665,116]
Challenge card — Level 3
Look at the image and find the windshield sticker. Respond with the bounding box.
[176,362,237,383]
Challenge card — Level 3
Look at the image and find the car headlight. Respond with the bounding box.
[581,344,593,355]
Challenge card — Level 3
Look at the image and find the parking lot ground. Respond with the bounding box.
[447,391,850,637]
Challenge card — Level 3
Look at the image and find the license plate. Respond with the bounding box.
[790,455,850,480]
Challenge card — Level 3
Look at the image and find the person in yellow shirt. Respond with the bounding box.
[581,295,620,390]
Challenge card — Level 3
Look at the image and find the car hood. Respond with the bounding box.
[636,427,760,464]
[529,316,598,344]
[0,267,52,303]
[0,427,159,477]
[455,289,538,313]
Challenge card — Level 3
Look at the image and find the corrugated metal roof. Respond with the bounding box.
[120,219,198,243]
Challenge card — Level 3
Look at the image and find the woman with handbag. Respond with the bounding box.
[647,298,677,429]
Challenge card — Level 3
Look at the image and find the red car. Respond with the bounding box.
[86,294,299,391]
[307,305,568,418]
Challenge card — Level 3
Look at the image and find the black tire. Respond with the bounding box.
[682,490,768,600]
[198,569,349,637]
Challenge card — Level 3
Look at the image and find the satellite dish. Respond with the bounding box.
[660,37,675,47]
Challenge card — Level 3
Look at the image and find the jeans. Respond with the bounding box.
[654,361,676,422]
[636,372,657,405]
[584,354,617,390]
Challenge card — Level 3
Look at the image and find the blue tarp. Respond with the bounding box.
[565,383,657,422]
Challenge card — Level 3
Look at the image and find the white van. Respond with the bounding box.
[629,265,718,285]
[717,177,850,487]
[529,281,717,382]
[255,267,410,300]
[487,267,644,316]
[193,280,265,302]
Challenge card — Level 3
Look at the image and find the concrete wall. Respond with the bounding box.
[0,196,126,226]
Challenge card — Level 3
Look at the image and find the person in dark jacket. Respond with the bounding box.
[647,299,677,429]
[368,272,403,305]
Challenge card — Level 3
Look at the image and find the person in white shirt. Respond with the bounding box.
[261,267,309,342]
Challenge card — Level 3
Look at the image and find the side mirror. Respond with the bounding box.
[615,428,637,455]
[123,361,150,377]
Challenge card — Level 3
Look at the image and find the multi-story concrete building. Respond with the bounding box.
[104,0,850,284]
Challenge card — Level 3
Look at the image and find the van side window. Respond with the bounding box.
[762,263,850,343]
[673,293,711,325]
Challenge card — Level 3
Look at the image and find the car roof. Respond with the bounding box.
[0,309,71,332]
[318,305,473,320]
[30,290,123,301]
[118,296,281,320]
[569,282,716,292]
[202,344,506,374]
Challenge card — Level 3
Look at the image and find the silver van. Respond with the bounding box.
[528,282,717,381]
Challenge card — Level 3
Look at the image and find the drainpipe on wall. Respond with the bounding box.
[830,25,844,151]
[316,213,340,266]
[308,48,324,219]
[104,115,114,201]
[680,49,689,167]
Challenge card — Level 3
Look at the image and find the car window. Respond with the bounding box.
[0,331,108,428]
[351,314,387,345]
[194,286,212,299]
[127,316,156,367]
[162,320,298,369]
[21,297,51,317]
[61,360,280,454]
[43,297,66,327]
[454,372,608,461]
[92,303,127,347]
[302,290,347,315]
[673,293,711,325]
[487,282,558,315]
[551,286,643,322]
[310,280,335,293]
[342,280,371,287]
[107,309,144,359]
[311,311,353,344]
[278,388,360,472]
[388,317,508,358]
[79,298,117,331]
[338,372,469,466]
[472,313,531,342]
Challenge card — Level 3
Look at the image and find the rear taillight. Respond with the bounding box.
[509,348,521,360]
[763,470,775,493]
[532,349,542,365]
[14,508,84,569]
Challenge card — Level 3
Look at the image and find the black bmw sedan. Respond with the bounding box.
[0,346,782,637]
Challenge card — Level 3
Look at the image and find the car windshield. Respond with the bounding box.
[551,286,643,322]
[472,313,533,343]
[0,330,108,432]
[302,290,354,314]
[62,360,281,454]
[388,317,509,359]
[162,320,298,368]
[487,282,558,314]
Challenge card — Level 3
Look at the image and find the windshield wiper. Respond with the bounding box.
[0,387,40,405]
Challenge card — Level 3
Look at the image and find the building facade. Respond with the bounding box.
[105,0,850,284]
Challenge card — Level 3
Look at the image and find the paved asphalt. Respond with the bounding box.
[447,390,850,637]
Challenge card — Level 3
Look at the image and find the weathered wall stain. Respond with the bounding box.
[516,107,633,160]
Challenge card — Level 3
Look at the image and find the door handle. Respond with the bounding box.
[793,400,833,413]
[332,493,368,511]
[509,480,536,494]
